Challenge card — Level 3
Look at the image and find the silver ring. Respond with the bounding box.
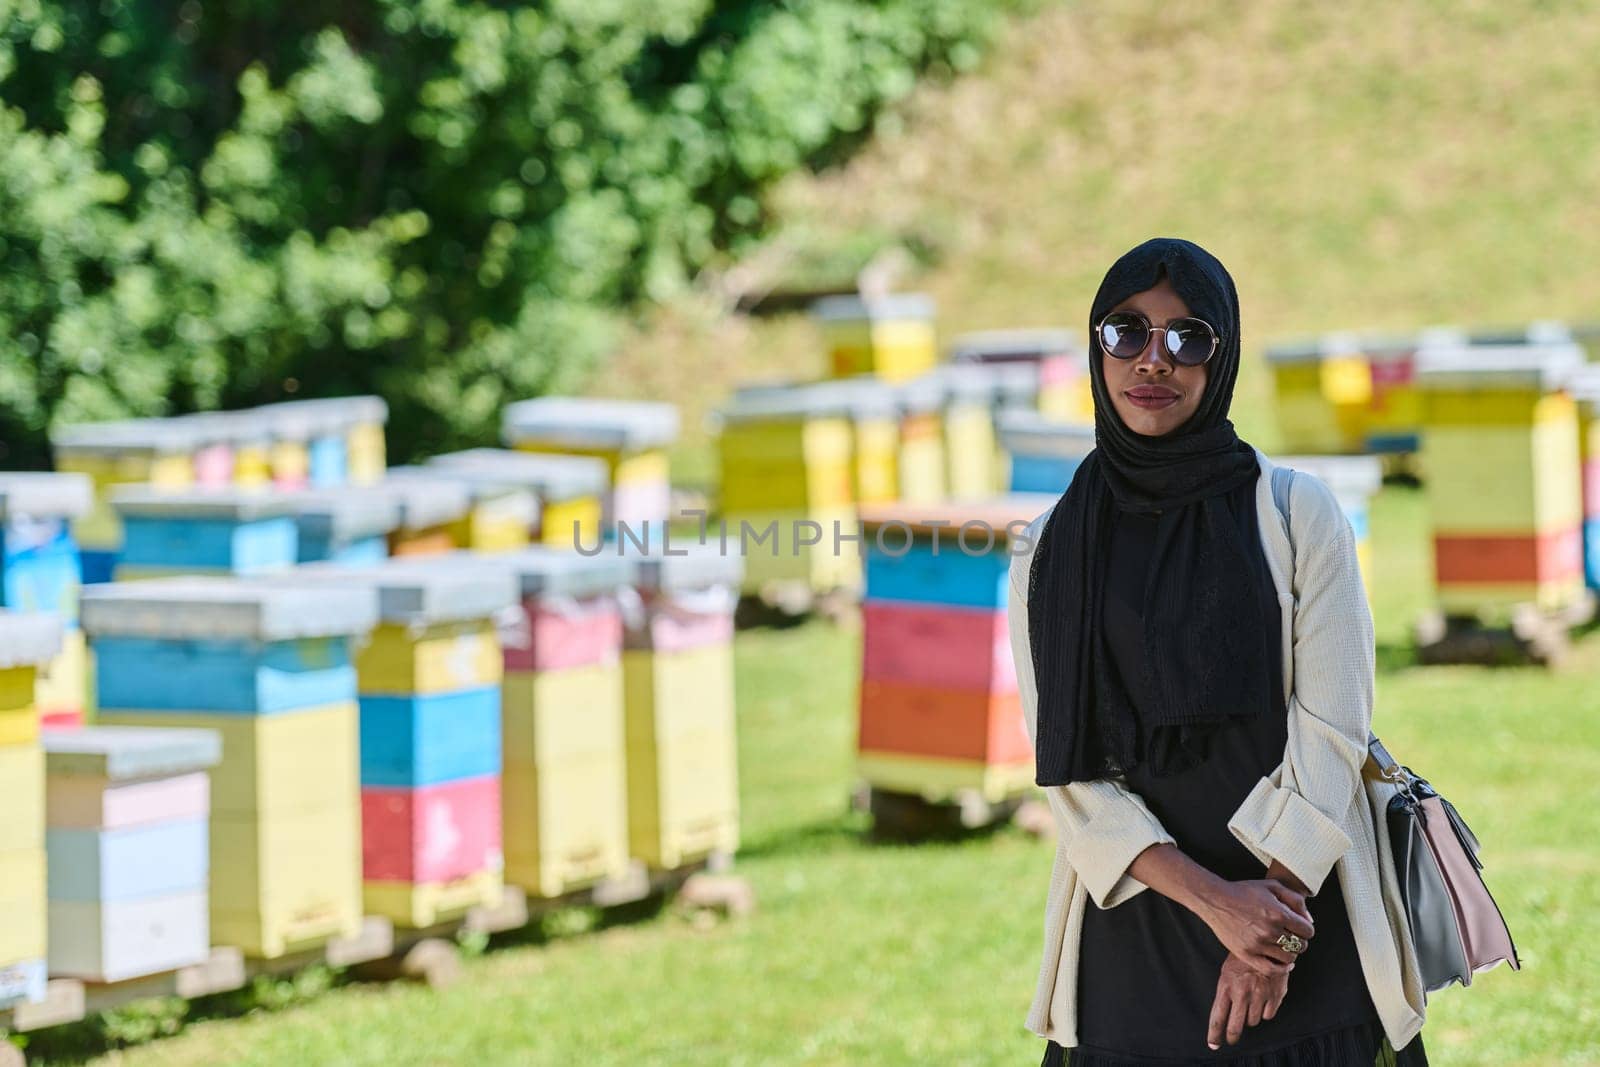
[1276,932,1307,955]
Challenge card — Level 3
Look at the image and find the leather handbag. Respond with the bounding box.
[1363,735,1521,992]
[1270,465,1520,995]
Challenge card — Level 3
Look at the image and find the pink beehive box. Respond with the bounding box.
[861,600,1016,694]
[501,595,622,673]
[361,775,502,884]
[46,772,210,832]
[620,586,736,654]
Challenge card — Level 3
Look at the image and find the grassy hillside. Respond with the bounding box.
[591,0,1600,481]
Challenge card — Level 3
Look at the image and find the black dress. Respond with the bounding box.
[1041,481,1428,1066]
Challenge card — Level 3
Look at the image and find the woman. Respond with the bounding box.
[1005,238,1429,1065]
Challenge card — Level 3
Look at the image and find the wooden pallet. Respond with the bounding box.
[0,857,746,1057]
[0,947,246,1037]
[1416,592,1597,667]
[853,781,1027,840]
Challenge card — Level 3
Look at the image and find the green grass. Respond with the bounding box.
[23,484,1600,1066]
[22,0,1600,1061]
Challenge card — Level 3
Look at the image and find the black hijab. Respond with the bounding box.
[1025,237,1275,786]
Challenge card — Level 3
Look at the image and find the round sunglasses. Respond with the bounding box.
[1095,310,1221,367]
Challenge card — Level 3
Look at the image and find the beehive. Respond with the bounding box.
[474,548,634,897]
[51,420,199,584]
[385,466,536,552]
[43,726,220,982]
[997,408,1096,495]
[615,539,742,871]
[812,293,937,382]
[0,474,93,727]
[259,397,389,487]
[1266,335,1373,454]
[171,413,238,489]
[947,328,1088,423]
[731,377,901,507]
[856,497,1052,802]
[292,558,515,928]
[377,473,472,558]
[427,449,608,550]
[502,398,679,534]
[1566,367,1600,593]
[715,384,864,595]
[285,488,401,566]
[109,487,299,580]
[922,365,1004,499]
[83,578,375,958]
[1273,455,1384,587]
[1416,342,1586,617]
[0,611,63,1008]
[887,375,948,504]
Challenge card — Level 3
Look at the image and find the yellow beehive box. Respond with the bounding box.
[501,663,630,896]
[0,662,39,747]
[717,507,863,593]
[813,293,937,382]
[50,421,198,551]
[719,413,854,513]
[540,496,604,548]
[425,449,608,549]
[621,644,736,750]
[1266,337,1372,454]
[0,614,60,743]
[503,751,630,898]
[95,703,358,819]
[503,663,625,763]
[449,494,536,552]
[625,727,741,871]
[621,645,739,870]
[363,869,502,929]
[357,620,503,696]
[34,629,89,723]
[501,398,681,533]
[0,745,44,856]
[855,750,1036,805]
[348,421,388,486]
[1419,422,1581,534]
[0,846,46,965]
[924,366,1003,498]
[210,802,362,958]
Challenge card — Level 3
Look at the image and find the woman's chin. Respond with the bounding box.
[1115,405,1187,437]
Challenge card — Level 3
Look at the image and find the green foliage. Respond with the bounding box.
[0,0,1015,466]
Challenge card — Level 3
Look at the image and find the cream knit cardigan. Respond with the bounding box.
[1006,447,1428,1051]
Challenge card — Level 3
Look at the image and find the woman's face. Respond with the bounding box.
[1099,278,1209,437]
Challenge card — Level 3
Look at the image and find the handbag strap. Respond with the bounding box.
[1269,463,1388,764]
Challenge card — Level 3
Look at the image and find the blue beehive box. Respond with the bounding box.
[997,409,1095,495]
[0,473,92,625]
[285,487,402,566]
[357,686,502,788]
[858,496,1055,609]
[80,578,377,717]
[110,487,298,578]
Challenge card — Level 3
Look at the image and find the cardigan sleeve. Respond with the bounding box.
[1007,549,1176,910]
[1225,472,1368,894]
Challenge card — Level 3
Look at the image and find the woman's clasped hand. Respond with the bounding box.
[1198,877,1316,1049]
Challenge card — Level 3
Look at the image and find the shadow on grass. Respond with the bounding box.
[733,809,870,862]
[18,964,349,1066]
[1376,640,1420,674]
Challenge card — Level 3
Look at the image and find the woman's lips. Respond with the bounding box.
[1126,387,1180,410]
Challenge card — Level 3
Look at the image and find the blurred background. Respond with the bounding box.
[2,0,1598,1064]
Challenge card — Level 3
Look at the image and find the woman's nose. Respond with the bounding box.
[1134,331,1172,373]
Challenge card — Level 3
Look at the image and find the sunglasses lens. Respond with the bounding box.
[1167,319,1216,365]
[1099,313,1149,358]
